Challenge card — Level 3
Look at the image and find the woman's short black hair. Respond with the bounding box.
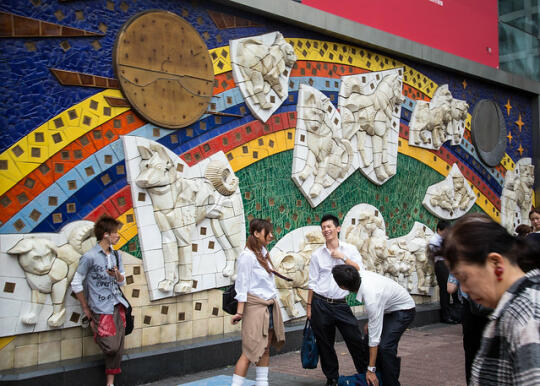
[331,264,361,292]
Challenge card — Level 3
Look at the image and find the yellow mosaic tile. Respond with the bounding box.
[402,66,437,98]
[25,144,49,164]
[210,46,231,75]
[0,89,129,197]
[464,114,472,131]
[500,154,516,171]
[0,152,24,189]
[0,337,14,351]
[116,209,137,249]
[228,129,295,172]
[284,128,296,150]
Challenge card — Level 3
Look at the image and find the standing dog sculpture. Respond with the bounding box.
[341,73,405,182]
[136,144,244,294]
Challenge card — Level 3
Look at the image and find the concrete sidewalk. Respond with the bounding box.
[140,323,465,386]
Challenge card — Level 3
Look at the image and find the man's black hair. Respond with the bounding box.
[436,220,451,232]
[331,265,361,292]
[321,214,340,227]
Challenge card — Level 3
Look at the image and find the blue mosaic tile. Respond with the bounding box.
[55,167,87,197]
[76,154,104,178]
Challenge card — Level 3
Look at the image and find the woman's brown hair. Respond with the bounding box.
[529,207,540,218]
[246,218,273,273]
[442,213,537,272]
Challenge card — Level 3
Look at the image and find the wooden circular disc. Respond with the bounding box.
[113,10,214,129]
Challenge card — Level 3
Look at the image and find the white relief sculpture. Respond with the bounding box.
[500,158,535,232]
[386,222,435,295]
[386,241,416,290]
[122,136,245,300]
[407,227,431,294]
[230,31,297,122]
[269,226,324,321]
[341,204,435,295]
[342,207,387,272]
[4,221,94,329]
[423,163,476,220]
[271,252,308,318]
[291,85,355,207]
[409,84,469,150]
[339,68,405,185]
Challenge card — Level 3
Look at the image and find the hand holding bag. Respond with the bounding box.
[301,319,319,369]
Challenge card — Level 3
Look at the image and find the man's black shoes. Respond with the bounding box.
[326,378,338,386]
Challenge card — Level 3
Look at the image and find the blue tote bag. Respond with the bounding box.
[301,319,319,369]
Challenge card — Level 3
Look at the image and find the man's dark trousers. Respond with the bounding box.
[434,260,460,321]
[461,299,489,384]
[376,308,416,386]
[310,295,367,381]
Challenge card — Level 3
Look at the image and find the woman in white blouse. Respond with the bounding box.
[231,218,286,386]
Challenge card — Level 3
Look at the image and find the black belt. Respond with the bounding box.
[314,293,347,304]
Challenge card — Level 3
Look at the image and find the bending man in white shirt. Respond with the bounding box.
[332,264,416,386]
[307,214,366,386]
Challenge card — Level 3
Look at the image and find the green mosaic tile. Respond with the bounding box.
[119,235,142,259]
[237,150,485,248]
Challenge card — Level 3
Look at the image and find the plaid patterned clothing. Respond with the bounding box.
[471,269,540,385]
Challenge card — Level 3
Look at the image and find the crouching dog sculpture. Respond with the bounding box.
[7,221,95,327]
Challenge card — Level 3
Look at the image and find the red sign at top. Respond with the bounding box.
[302,0,499,68]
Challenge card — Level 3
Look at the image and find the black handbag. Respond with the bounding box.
[114,251,134,335]
[301,319,319,369]
[222,284,238,315]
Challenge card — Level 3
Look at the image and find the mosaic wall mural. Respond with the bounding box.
[0,0,535,370]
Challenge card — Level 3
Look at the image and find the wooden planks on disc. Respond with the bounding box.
[113,10,214,129]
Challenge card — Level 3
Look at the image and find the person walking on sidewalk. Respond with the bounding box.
[429,220,460,323]
[307,214,365,386]
[231,218,287,386]
[332,265,416,386]
[442,214,540,386]
[71,215,128,386]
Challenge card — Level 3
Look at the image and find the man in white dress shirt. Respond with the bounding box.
[332,264,416,386]
[307,214,366,386]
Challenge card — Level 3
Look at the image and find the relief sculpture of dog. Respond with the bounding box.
[409,84,469,150]
[7,221,95,327]
[136,144,244,294]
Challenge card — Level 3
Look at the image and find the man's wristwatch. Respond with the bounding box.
[367,366,376,373]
